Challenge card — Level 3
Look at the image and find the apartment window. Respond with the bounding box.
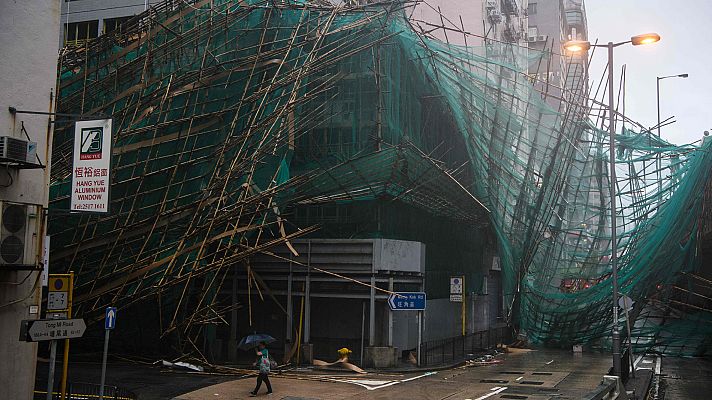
[527,2,537,15]
[103,16,132,34]
[64,20,99,46]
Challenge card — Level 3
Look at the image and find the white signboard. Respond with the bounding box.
[47,292,68,310]
[450,276,464,302]
[71,119,112,213]
[27,319,86,341]
[41,236,50,287]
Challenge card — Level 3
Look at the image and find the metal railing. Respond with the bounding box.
[419,326,511,367]
[34,381,137,400]
[582,376,624,400]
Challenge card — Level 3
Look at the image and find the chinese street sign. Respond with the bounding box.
[71,119,112,213]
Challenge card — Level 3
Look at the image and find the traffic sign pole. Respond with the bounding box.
[462,278,466,336]
[99,307,116,400]
[417,311,422,367]
[60,271,74,400]
[99,329,110,400]
[47,339,57,400]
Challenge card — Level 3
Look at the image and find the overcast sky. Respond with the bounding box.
[586,0,712,145]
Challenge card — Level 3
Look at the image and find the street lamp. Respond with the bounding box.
[655,73,687,192]
[657,73,688,137]
[563,33,661,377]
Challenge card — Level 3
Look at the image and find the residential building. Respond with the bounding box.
[527,0,589,108]
[60,0,160,47]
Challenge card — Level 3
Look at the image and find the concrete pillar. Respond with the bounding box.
[470,292,476,333]
[0,2,59,399]
[304,242,311,344]
[286,264,293,342]
[369,274,375,346]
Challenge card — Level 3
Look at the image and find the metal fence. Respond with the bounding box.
[419,326,511,367]
[35,381,137,400]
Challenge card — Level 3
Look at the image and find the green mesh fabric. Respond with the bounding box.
[51,0,712,355]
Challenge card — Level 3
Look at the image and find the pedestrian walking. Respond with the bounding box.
[250,342,273,396]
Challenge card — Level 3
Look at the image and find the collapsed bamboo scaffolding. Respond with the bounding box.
[50,0,712,360]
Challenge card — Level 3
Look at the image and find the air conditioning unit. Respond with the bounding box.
[0,136,38,164]
[537,35,548,42]
[0,202,40,268]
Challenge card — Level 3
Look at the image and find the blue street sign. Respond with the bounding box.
[388,292,426,311]
[105,307,117,330]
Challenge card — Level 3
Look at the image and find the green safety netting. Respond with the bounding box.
[50,0,712,356]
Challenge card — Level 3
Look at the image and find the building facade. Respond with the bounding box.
[0,2,60,399]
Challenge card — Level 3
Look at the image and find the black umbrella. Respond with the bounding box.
[238,333,276,350]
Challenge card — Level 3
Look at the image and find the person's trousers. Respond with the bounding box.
[253,372,272,393]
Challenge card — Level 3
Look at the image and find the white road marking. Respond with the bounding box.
[473,387,507,400]
[516,376,523,381]
[545,360,554,365]
[337,371,437,391]
[401,372,437,383]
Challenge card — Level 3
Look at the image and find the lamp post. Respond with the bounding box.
[563,33,660,377]
[657,73,688,137]
[655,73,688,191]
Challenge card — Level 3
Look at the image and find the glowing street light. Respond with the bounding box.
[563,33,661,378]
[563,40,591,53]
[631,33,661,46]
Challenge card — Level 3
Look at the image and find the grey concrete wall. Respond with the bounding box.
[423,298,463,341]
[0,2,59,399]
[374,239,425,273]
[59,0,160,46]
[391,309,419,351]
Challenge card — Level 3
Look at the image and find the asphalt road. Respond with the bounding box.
[178,349,613,400]
[35,359,237,399]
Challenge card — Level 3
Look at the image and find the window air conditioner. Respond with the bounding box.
[0,202,40,267]
[0,136,38,164]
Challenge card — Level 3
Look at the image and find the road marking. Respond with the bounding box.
[515,376,523,381]
[337,371,437,391]
[545,360,554,365]
[473,387,507,400]
[401,372,437,383]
